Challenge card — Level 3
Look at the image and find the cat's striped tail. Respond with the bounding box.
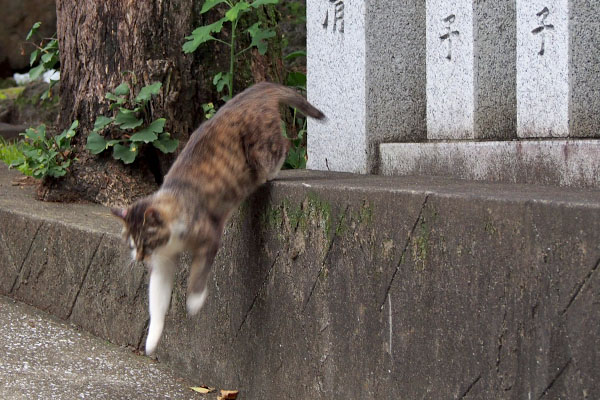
[278,86,327,120]
[252,81,326,120]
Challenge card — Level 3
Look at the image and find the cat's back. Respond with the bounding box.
[162,86,280,210]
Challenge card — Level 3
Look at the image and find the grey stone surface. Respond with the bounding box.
[427,0,516,140]
[517,1,600,138]
[9,221,103,320]
[307,0,426,174]
[517,1,569,138]
[365,0,427,155]
[0,122,27,141]
[380,140,600,188]
[307,0,367,173]
[68,234,149,349]
[570,1,600,138]
[1,164,600,398]
[0,295,204,400]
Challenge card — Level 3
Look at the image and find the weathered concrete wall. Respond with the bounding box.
[1,165,599,399]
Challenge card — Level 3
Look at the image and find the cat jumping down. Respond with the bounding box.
[111,82,326,355]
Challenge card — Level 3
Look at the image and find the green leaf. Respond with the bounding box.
[135,82,162,103]
[40,88,51,101]
[130,118,165,143]
[68,120,79,133]
[202,102,217,119]
[93,116,113,132]
[29,50,40,67]
[250,0,279,8]
[21,125,46,142]
[55,120,78,147]
[284,50,307,61]
[130,130,158,143]
[182,18,227,53]
[105,139,121,147]
[212,72,223,86]
[43,39,58,51]
[147,118,166,133]
[29,64,46,80]
[152,133,179,153]
[226,2,250,21]
[47,166,67,178]
[26,22,41,40]
[284,145,306,169]
[200,0,229,14]
[118,107,141,114]
[86,132,108,154]
[41,53,53,64]
[213,72,231,93]
[114,83,130,96]
[115,111,143,130]
[105,92,126,105]
[285,71,306,89]
[113,143,138,164]
[42,54,58,70]
[247,23,276,55]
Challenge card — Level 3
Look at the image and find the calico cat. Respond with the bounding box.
[112,82,326,355]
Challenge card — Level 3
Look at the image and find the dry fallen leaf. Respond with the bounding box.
[217,389,239,400]
[190,385,215,394]
[11,176,37,187]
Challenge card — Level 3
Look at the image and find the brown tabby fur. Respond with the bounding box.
[112,82,326,354]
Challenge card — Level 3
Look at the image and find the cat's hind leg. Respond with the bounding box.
[187,240,218,316]
[145,253,176,355]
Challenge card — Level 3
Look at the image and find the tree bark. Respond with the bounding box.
[44,0,284,207]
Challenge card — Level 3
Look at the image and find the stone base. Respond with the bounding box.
[2,164,600,398]
[380,140,600,188]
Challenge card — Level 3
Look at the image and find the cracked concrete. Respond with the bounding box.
[561,257,600,316]
[379,193,430,310]
[1,165,600,398]
[66,234,104,320]
[458,374,481,399]
[537,359,572,399]
[237,253,280,334]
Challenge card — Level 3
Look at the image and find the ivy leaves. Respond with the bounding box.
[182,19,226,53]
[25,21,59,101]
[183,0,277,55]
[183,0,279,101]
[86,82,178,164]
[11,121,79,179]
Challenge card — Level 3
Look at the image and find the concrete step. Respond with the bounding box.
[1,164,599,398]
[0,295,205,400]
[380,140,600,188]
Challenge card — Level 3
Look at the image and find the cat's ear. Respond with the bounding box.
[143,207,163,227]
[111,208,127,220]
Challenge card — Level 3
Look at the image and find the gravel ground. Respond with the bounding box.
[0,295,206,400]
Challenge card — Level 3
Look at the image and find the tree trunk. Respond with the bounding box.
[44,0,284,207]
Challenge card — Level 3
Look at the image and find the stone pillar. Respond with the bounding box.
[517,1,600,138]
[307,0,426,174]
[426,0,517,140]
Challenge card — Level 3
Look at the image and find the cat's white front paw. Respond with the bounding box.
[187,289,208,316]
[145,320,164,355]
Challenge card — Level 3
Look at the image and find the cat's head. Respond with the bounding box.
[111,197,172,262]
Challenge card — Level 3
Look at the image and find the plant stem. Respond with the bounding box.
[214,38,231,47]
[229,19,238,99]
[236,46,252,57]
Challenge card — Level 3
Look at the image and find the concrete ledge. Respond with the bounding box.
[1,165,600,398]
[380,140,600,188]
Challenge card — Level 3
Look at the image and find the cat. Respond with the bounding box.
[111,82,326,355]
